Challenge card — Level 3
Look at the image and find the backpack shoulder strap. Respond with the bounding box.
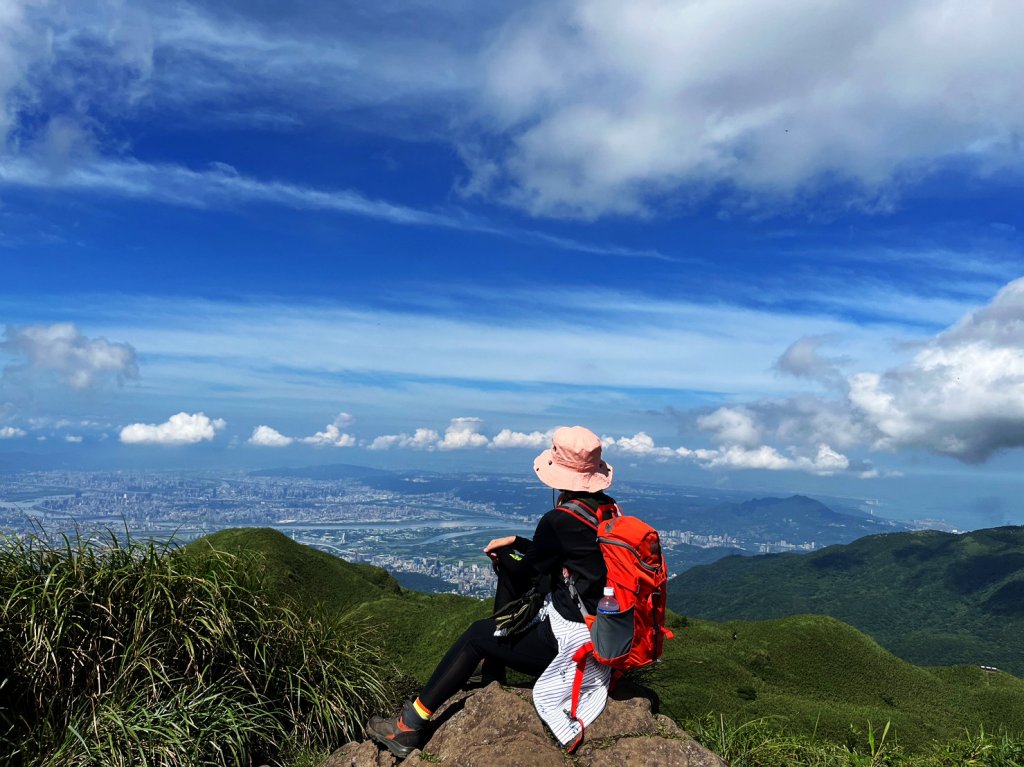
[557,499,600,530]
[557,498,621,530]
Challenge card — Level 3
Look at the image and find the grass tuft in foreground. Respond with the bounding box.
[0,530,394,767]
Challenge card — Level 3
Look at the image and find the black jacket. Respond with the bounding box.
[511,491,613,622]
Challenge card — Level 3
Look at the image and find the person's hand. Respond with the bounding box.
[484,536,517,560]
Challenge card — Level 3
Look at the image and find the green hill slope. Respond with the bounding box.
[669,525,1024,675]
[186,527,488,680]
[188,528,1024,752]
[185,527,403,614]
[651,613,1024,750]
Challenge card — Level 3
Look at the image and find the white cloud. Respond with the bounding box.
[369,418,491,451]
[438,417,489,450]
[475,0,1024,217]
[1,323,139,390]
[697,407,762,448]
[0,426,26,439]
[605,432,676,459]
[120,412,226,445]
[845,280,1024,461]
[776,335,845,387]
[369,428,441,451]
[6,0,1023,225]
[604,431,850,475]
[679,276,1024,464]
[248,425,293,447]
[490,428,551,449]
[695,443,850,475]
[64,435,83,443]
[301,423,356,448]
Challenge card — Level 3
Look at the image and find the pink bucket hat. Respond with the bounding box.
[533,426,613,492]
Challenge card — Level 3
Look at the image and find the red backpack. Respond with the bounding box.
[558,499,675,747]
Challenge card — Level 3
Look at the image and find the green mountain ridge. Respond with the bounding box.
[670,524,1024,675]
[190,527,1024,753]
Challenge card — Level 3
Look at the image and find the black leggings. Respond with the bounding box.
[417,556,557,712]
[417,615,558,712]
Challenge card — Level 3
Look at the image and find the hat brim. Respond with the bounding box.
[533,448,613,492]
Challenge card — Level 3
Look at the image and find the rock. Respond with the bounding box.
[323,682,728,767]
[656,714,687,737]
[320,740,399,767]
[582,694,658,743]
[585,735,729,767]
[424,683,565,767]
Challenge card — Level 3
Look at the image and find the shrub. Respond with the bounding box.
[0,530,393,766]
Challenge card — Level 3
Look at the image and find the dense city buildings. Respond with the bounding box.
[1,469,870,599]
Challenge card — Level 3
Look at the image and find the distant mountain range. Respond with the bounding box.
[654,493,908,543]
[670,525,1024,675]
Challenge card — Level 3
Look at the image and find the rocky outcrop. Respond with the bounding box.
[321,683,728,767]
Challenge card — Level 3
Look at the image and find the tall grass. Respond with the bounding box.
[686,713,1024,767]
[0,530,394,766]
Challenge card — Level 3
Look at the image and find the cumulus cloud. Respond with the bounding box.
[697,408,762,448]
[302,424,356,447]
[475,0,1024,217]
[249,425,293,447]
[120,412,225,445]
[697,443,849,475]
[369,428,442,451]
[369,418,493,451]
[438,417,489,450]
[776,336,845,387]
[64,434,83,443]
[845,280,1024,461]
[1,323,139,390]
[490,428,551,449]
[0,426,26,439]
[604,432,677,459]
[301,413,357,447]
[606,430,851,476]
[675,276,1024,465]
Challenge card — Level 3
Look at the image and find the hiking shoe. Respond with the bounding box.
[366,700,428,759]
[366,714,423,759]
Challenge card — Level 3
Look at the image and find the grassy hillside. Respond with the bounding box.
[669,525,1024,675]
[650,613,1024,751]
[188,527,489,681]
[197,528,1024,754]
[185,527,403,614]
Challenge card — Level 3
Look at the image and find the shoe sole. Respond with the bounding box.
[367,729,416,759]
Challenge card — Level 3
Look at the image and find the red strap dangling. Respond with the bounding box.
[566,642,594,753]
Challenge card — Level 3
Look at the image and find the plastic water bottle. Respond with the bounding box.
[597,586,619,614]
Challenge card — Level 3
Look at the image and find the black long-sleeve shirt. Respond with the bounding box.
[510,491,613,622]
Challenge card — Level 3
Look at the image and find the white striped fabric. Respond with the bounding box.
[532,596,611,747]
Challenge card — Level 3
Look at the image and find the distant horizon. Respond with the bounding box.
[0,451,992,533]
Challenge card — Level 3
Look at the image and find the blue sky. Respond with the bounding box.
[2,0,1024,528]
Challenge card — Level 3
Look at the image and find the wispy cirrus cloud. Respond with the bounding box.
[0,156,670,260]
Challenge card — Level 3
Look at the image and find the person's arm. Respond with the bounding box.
[519,512,563,575]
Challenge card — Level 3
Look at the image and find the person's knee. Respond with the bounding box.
[465,618,497,642]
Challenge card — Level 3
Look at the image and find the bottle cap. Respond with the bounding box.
[603,586,615,596]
